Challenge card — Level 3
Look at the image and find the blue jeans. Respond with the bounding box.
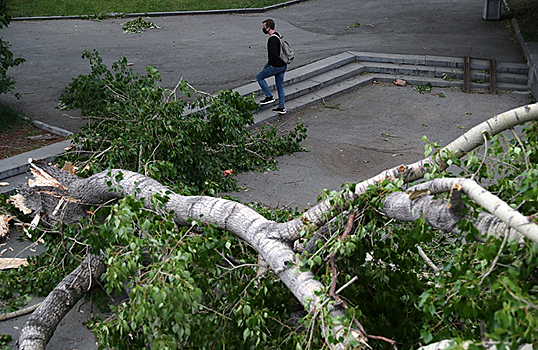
[256,64,287,108]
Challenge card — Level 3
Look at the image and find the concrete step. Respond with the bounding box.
[350,51,528,73]
[232,51,357,98]
[251,73,376,127]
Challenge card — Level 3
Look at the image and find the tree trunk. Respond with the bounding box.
[18,254,106,350]
[16,161,360,349]
[382,178,534,244]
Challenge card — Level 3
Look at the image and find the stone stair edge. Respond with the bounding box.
[236,51,529,100]
[250,66,530,128]
[253,57,529,114]
[348,51,527,72]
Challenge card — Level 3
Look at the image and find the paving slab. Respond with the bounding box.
[228,84,531,209]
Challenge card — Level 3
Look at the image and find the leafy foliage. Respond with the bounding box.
[121,17,160,33]
[283,123,538,349]
[0,334,12,350]
[59,49,307,195]
[406,125,538,349]
[59,194,305,350]
[3,118,538,349]
[0,0,25,96]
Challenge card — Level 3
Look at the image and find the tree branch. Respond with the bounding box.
[13,102,538,349]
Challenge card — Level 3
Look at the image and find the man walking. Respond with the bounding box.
[257,19,287,115]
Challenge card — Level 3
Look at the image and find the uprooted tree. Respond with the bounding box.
[1,52,538,350]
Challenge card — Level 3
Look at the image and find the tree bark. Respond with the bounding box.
[16,161,359,349]
[382,178,533,244]
[18,254,106,350]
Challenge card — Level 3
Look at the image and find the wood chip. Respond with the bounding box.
[62,161,78,175]
[0,258,29,270]
[7,194,32,214]
[0,214,12,238]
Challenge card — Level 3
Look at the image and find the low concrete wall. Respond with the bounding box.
[511,18,538,99]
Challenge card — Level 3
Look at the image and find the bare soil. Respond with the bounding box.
[0,124,67,159]
[506,0,538,42]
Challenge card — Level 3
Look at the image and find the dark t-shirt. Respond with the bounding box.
[267,33,286,68]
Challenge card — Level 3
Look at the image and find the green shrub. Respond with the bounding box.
[0,100,28,131]
[59,49,307,194]
[0,0,25,96]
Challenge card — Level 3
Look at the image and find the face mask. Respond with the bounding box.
[262,27,269,34]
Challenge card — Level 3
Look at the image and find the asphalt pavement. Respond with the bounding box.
[0,0,526,133]
[0,0,534,348]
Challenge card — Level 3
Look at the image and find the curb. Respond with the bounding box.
[32,120,73,137]
[11,0,310,21]
[502,0,537,97]
[0,120,73,195]
[510,18,538,98]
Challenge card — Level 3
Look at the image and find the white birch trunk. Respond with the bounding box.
[381,178,533,244]
[16,161,360,350]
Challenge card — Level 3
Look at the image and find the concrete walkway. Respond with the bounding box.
[0,0,536,348]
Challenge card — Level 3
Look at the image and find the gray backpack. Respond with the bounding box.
[272,33,294,64]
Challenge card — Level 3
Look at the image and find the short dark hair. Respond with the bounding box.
[263,19,275,30]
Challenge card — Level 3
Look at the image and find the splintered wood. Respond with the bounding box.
[0,258,29,270]
[62,161,78,175]
[28,159,67,190]
[0,214,12,238]
[7,194,32,215]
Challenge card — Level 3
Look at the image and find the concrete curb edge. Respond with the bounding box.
[510,18,538,98]
[32,120,74,137]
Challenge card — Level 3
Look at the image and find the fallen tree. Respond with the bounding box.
[5,102,538,349]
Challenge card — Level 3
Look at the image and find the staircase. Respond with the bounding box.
[233,51,530,128]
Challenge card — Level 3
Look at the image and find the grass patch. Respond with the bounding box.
[506,0,538,42]
[6,0,290,17]
[0,101,28,132]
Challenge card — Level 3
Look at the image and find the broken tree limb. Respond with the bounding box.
[19,254,106,350]
[407,178,537,243]
[381,178,533,244]
[16,160,364,350]
[416,245,441,272]
[0,302,42,322]
[303,103,538,229]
